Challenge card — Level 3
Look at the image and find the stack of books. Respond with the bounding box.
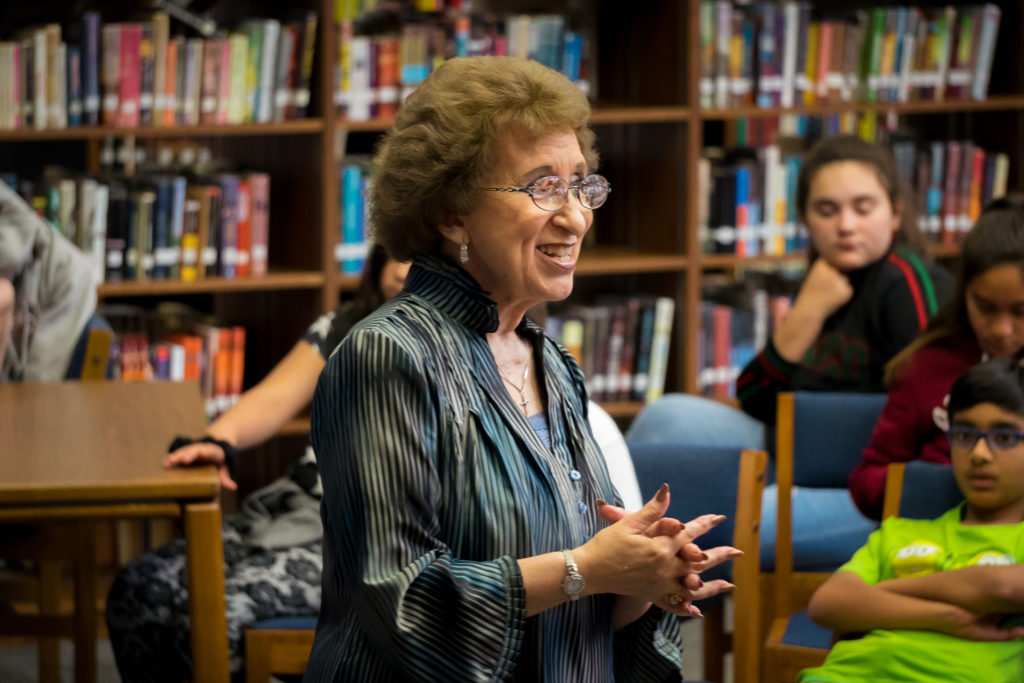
[546,296,675,404]
[698,2,1002,110]
[0,10,318,130]
[1,170,271,283]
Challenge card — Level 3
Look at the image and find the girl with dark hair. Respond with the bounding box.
[105,244,410,682]
[850,196,1024,520]
[737,133,950,422]
[629,135,953,570]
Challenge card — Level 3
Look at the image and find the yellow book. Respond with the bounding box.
[227,33,248,125]
[804,23,819,106]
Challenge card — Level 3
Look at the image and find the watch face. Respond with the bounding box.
[564,575,585,596]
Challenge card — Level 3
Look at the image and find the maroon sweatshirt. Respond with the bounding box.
[848,336,982,520]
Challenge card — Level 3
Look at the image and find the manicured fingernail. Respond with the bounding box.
[595,498,607,508]
[656,483,669,502]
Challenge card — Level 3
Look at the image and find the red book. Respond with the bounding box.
[968,147,985,224]
[101,24,121,125]
[246,172,270,277]
[163,38,178,126]
[214,327,233,416]
[229,326,245,408]
[376,36,400,120]
[712,305,732,399]
[235,178,252,277]
[217,38,231,125]
[118,24,143,128]
[941,141,962,246]
[199,39,220,125]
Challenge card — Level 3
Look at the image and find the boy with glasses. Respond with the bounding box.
[800,357,1024,682]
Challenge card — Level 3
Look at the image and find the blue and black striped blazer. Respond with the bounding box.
[307,254,684,682]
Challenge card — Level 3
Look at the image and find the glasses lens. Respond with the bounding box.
[530,176,569,211]
[989,429,1022,450]
[949,427,978,448]
[579,174,610,209]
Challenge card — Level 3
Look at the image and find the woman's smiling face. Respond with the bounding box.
[448,129,594,312]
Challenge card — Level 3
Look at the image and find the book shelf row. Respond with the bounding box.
[2,170,271,284]
[699,137,1010,257]
[699,2,1001,110]
[335,10,590,122]
[697,271,802,399]
[546,297,676,406]
[98,304,247,421]
[0,10,319,131]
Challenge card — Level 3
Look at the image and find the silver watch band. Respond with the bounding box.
[562,549,585,600]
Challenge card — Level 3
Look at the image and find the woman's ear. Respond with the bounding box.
[437,212,467,245]
[891,198,904,233]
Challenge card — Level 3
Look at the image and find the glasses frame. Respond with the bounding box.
[947,425,1024,452]
[484,174,611,212]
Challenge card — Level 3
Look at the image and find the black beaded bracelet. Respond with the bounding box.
[168,435,238,478]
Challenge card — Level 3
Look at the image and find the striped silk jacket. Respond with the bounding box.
[307,254,684,682]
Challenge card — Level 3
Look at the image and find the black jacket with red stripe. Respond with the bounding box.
[736,247,953,424]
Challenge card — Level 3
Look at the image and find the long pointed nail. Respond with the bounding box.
[656,483,669,502]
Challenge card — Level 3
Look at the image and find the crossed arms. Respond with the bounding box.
[809,565,1024,641]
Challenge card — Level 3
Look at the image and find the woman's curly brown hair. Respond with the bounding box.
[369,56,597,261]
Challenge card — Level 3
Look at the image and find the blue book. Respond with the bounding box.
[784,156,802,252]
[83,12,101,125]
[562,32,582,84]
[735,167,750,256]
[151,178,173,279]
[169,176,187,279]
[66,45,83,127]
[340,165,364,274]
[756,4,776,108]
[217,175,240,279]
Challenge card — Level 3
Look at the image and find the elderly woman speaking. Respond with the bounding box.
[306,56,737,682]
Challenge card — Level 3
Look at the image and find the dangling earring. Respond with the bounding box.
[459,243,469,264]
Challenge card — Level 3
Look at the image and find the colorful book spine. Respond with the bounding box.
[118,24,142,128]
[83,12,101,125]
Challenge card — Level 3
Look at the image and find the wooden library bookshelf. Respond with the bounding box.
[1,0,1022,448]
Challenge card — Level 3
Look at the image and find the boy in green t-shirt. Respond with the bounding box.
[799,358,1024,683]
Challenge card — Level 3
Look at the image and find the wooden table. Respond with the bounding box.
[0,381,229,682]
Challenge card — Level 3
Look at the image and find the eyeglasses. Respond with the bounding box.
[484,174,611,212]
[947,425,1024,451]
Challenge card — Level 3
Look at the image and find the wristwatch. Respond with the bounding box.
[561,549,585,600]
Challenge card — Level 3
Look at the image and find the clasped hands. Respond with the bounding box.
[577,482,741,618]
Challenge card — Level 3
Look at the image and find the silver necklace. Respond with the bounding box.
[498,358,530,416]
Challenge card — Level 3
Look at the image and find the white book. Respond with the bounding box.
[184,39,203,125]
[347,36,373,122]
[90,183,109,283]
[0,44,8,130]
[257,19,279,123]
[34,29,46,130]
[644,297,675,404]
[53,42,66,130]
[971,4,1001,101]
[714,1,730,109]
